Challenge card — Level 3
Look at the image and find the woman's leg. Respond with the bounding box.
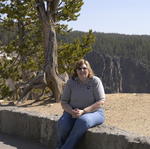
[56,112,76,148]
[61,109,105,149]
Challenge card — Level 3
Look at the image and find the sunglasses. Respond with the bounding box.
[77,67,88,71]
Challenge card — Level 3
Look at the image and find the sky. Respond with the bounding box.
[67,0,150,35]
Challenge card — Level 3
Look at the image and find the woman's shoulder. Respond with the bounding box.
[91,76,102,82]
[90,76,103,86]
[90,76,104,89]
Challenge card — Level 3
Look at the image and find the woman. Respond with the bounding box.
[57,59,105,149]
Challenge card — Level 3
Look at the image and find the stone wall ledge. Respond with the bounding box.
[0,106,150,149]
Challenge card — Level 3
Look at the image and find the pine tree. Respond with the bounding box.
[35,0,85,101]
[0,0,44,99]
[0,0,95,101]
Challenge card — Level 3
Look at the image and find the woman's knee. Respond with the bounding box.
[75,115,90,129]
[77,112,105,128]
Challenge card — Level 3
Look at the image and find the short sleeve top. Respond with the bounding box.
[61,76,105,109]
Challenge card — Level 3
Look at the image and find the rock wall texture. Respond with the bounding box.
[85,51,150,93]
[0,107,150,149]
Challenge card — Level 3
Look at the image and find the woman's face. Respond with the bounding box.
[76,64,89,81]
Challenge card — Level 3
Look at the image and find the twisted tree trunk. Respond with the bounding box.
[36,0,64,101]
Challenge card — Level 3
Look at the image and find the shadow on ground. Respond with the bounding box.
[0,133,49,149]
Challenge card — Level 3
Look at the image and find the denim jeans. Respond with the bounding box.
[56,108,105,149]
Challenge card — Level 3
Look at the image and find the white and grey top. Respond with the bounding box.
[61,76,105,109]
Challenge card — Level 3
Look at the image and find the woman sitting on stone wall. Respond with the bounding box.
[56,59,105,149]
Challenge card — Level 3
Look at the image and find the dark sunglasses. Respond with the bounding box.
[77,67,88,71]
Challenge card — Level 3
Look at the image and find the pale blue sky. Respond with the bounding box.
[67,0,150,35]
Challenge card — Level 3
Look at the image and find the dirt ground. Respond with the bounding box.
[1,93,150,137]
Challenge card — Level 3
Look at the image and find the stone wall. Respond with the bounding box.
[0,107,150,149]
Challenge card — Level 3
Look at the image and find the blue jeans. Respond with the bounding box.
[56,108,105,149]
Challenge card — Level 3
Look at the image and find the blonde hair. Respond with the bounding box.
[72,59,94,79]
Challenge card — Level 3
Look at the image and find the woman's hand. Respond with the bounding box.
[71,108,84,118]
[61,102,84,118]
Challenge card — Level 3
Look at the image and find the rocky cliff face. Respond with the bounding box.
[120,58,150,93]
[85,51,150,93]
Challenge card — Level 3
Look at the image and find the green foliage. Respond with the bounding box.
[0,0,44,99]
[57,0,84,21]
[0,0,43,70]
[0,57,19,80]
[58,30,95,74]
[0,78,12,99]
[0,84,11,99]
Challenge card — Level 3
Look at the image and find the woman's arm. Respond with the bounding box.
[66,99,105,118]
[61,102,73,114]
[83,100,105,113]
[61,100,105,118]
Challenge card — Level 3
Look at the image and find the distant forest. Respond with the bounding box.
[1,27,150,67]
[58,31,150,67]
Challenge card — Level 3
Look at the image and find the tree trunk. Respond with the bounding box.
[44,24,64,101]
[36,0,64,101]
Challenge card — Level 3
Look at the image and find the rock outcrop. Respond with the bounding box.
[120,57,150,93]
[85,51,150,93]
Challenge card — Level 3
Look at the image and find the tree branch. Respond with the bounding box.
[17,73,47,102]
